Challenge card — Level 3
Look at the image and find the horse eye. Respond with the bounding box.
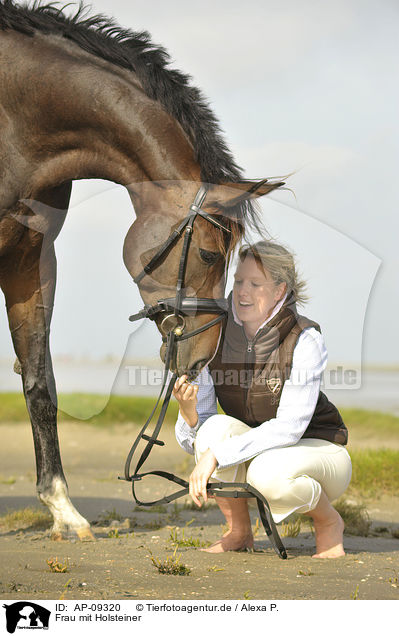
[199,248,220,265]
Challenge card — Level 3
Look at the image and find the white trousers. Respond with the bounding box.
[194,415,352,522]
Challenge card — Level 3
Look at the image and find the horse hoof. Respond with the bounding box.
[50,527,96,541]
[76,527,96,542]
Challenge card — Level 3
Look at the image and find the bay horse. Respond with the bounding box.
[0,1,283,540]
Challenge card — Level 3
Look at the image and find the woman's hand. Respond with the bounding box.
[189,448,218,507]
[172,375,199,428]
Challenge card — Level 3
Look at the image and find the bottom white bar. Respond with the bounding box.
[1,599,397,635]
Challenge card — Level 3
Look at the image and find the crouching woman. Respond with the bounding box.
[173,241,352,558]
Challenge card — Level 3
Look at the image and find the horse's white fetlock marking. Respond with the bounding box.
[39,477,91,537]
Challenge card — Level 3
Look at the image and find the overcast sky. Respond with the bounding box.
[0,0,397,375]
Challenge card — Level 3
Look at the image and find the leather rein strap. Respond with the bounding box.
[120,185,287,559]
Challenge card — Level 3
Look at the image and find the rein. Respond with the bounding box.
[120,185,287,559]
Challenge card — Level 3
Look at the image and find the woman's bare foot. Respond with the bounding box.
[201,496,254,553]
[312,511,345,558]
[305,490,345,558]
[201,530,254,553]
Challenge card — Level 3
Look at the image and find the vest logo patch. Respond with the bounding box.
[266,378,282,393]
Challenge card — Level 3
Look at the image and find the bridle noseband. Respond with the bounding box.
[120,185,287,560]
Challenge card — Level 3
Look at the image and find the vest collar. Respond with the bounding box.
[220,292,299,363]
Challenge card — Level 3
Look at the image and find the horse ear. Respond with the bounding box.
[206,178,285,209]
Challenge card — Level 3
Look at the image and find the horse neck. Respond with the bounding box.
[2,30,201,199]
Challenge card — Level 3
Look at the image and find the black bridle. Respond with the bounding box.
[120,185,287,559]
[128,185,229,345]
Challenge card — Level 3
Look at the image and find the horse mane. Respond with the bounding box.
[0,0,261,238]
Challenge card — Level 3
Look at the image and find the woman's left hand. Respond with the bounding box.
[189,449,218,507]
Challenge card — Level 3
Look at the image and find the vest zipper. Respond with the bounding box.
[244,336,256,420]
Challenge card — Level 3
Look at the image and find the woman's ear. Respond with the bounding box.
[275,282,287,302]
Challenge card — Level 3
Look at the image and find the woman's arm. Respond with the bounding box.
[174,366,218,455]
[210,327,328,469]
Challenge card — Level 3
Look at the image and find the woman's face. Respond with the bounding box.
[233,256,286,337]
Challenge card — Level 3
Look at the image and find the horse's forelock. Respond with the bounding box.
[215,198,263,260]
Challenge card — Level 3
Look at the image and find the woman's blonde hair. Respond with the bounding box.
[238,241,308,306]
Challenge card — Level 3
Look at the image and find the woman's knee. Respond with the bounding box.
[322,448,352,502]
[195,415,249,457]
[246,465,321,514]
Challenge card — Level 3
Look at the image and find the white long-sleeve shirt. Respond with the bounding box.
[175,300,328,469]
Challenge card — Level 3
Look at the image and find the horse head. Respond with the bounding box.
[123,177,284,376]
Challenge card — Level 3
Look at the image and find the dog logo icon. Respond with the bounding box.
[3,602,50,633]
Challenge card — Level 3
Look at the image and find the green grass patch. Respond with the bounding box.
[0,475,16,485]
[340,408,399,439]
[150,548,191,576]
[168,527,210,549]
[2,394,397,436]
[0,507,52,531]
[0,393,30,422]
[348,448,399,496]
[0,392,179,426]
[59,393,180,425]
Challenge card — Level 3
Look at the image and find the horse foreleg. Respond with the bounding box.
[0,189,95,540]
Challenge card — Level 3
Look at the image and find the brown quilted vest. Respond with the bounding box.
[208,292,348,445]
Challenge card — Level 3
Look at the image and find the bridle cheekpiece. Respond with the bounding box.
[128,184,230,367]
